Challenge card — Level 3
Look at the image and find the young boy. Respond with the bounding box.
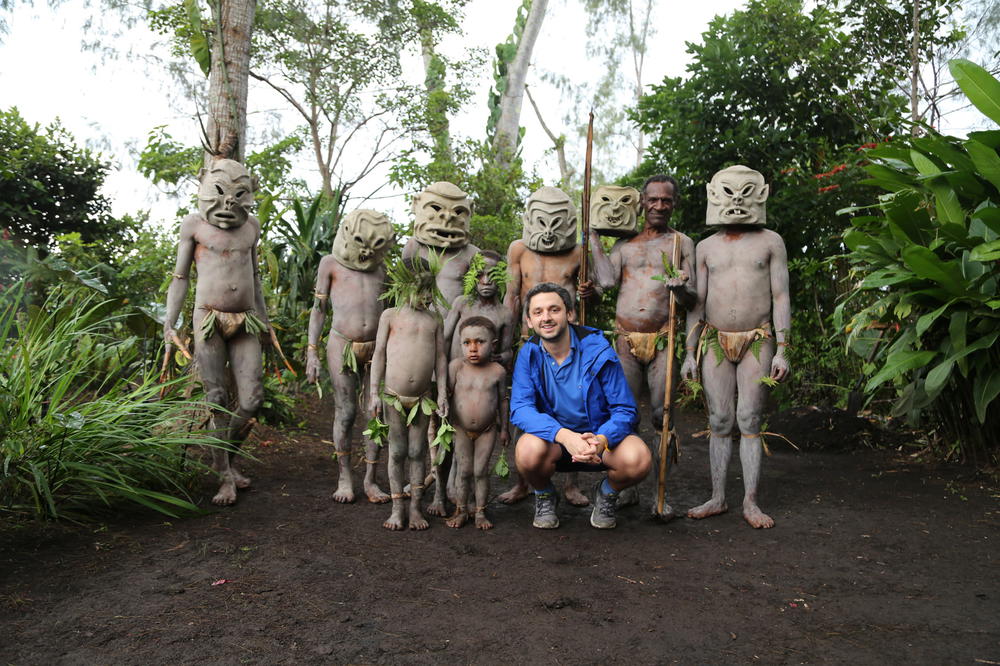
[369,257,449,531]
[446,317,509,530]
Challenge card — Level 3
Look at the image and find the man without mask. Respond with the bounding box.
[499,185,603,508]
[164,158,270,506]
[680,165,791,529]
[307,209,396,503]
[589,175,696,518]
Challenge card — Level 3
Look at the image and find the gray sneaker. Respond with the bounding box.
[590,480,619,529]
[532,492,560,529]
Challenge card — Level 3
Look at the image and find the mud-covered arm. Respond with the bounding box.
[368,309,393,416]
[251,235,270,329]
[435,318,449,418]
[402,236,418,260]
[442,296,464,354]
[164,216,196,338]
[503,242,523,326]
[498,369,510,444]
[306,257,332,383]
[673,234,698,311]
[681,241,708,380]
[497,310,515,367]
[769,235,791,381]
[588,231,618,292]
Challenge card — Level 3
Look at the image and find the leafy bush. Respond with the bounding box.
[0,283,225,520]
[837,59,1000,466]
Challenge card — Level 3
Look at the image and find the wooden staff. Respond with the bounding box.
[578,110,594,325]
[656,232,681,517]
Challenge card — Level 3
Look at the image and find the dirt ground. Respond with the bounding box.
[2,395,998,665]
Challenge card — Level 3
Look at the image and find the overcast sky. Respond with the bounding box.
[0,1,761,225]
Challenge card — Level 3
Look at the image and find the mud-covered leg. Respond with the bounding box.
[195,324,239,506]
[407,412,430,530]
[446,430,472,529]
[326,337,359,503]
[472,430,497,530]
[383,403,408,530]
[736,344,775,529]
[646,344,676,517]
[426,413,449,517]
[227,333,263,488]
[498,424,531,504]
[688,353,736,520]
[358,366,389,503]
[614,336,644,509]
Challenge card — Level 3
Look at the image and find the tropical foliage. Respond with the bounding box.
[838,59,1000,466]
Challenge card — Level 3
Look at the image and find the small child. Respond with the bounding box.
[446,316,509,530]
[369,257,449,531]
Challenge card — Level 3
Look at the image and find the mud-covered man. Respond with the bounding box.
[590,175,696,517]
[511,283,651,530]
[681,165,791,529]
[306,209,396,504]
[164,158,269,506]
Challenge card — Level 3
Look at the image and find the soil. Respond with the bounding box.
[2,395,998,664]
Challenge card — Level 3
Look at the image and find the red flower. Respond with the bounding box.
[818,184,840,193]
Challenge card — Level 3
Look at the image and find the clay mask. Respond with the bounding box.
[198,159,254,229]
[706,165,768,226]
[522,186,577,253]
[332,209,395,272]
[411,181,472,249]
[590,185,640,237]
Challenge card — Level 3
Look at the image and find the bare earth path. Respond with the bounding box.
[2,397,998,664]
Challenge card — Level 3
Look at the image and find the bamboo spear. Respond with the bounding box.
[656,232,681,518]
[578,110,594,325]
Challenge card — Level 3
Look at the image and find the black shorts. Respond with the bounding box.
[554,443,609,473]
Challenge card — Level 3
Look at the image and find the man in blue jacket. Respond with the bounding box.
[511,283,652,529]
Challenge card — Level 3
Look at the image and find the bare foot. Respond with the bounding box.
[474,510,493,530]
[332,476,356,504]
[426,499,448,517]
[617,486,639,508]
[743,502,774,529]
[563,483,590,507]
[365,481,390,504]
[212,479,238,506]
[231,467,252,489]
[687,498,727,520]
[498,481,530,505]
[383,506,406,530]
[446,508,468,529]
[408,510,429,530]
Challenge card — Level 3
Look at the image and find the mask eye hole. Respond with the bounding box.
[236,190,247,198]
[453,206,469,217]
[354,236,364,244]
[723,186,734,196]
[429,203,442,212]
[620,196,632,204]
[602,196,611,202]
[215,184,224,195]
[741,184,755,196]
[373,238,385,248]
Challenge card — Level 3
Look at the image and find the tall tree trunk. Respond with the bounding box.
[206,0,256,164]
[492,0,547,167]
[421,27,454,177]
[910,0,920,133]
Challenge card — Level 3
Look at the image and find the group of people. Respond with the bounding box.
[164,160,791,533]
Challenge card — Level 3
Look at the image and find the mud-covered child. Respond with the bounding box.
[369,257,449,531]
[446,317,509,530]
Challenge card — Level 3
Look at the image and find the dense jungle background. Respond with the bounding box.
[1,0,999,662]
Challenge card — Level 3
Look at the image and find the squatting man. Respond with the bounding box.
[511,283,651,529]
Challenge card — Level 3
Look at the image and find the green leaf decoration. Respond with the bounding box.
[432,419,455,465]
[341,341,358,375]
[420,396,435,416]
[749,337,764,362]
[492,447,510,479]
[463,253,486,301]
[200,309,217,339]
[363,417,389,447]
[757,375,778,388]
[406,401,421,425]
[950,59,1000,126]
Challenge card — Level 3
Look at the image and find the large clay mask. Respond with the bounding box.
[706,165,769,226]
[197,159,254,229]
[522,186,577,253]
[411,181,472,249]
[332,209,395,272]
[590,185,640,237]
